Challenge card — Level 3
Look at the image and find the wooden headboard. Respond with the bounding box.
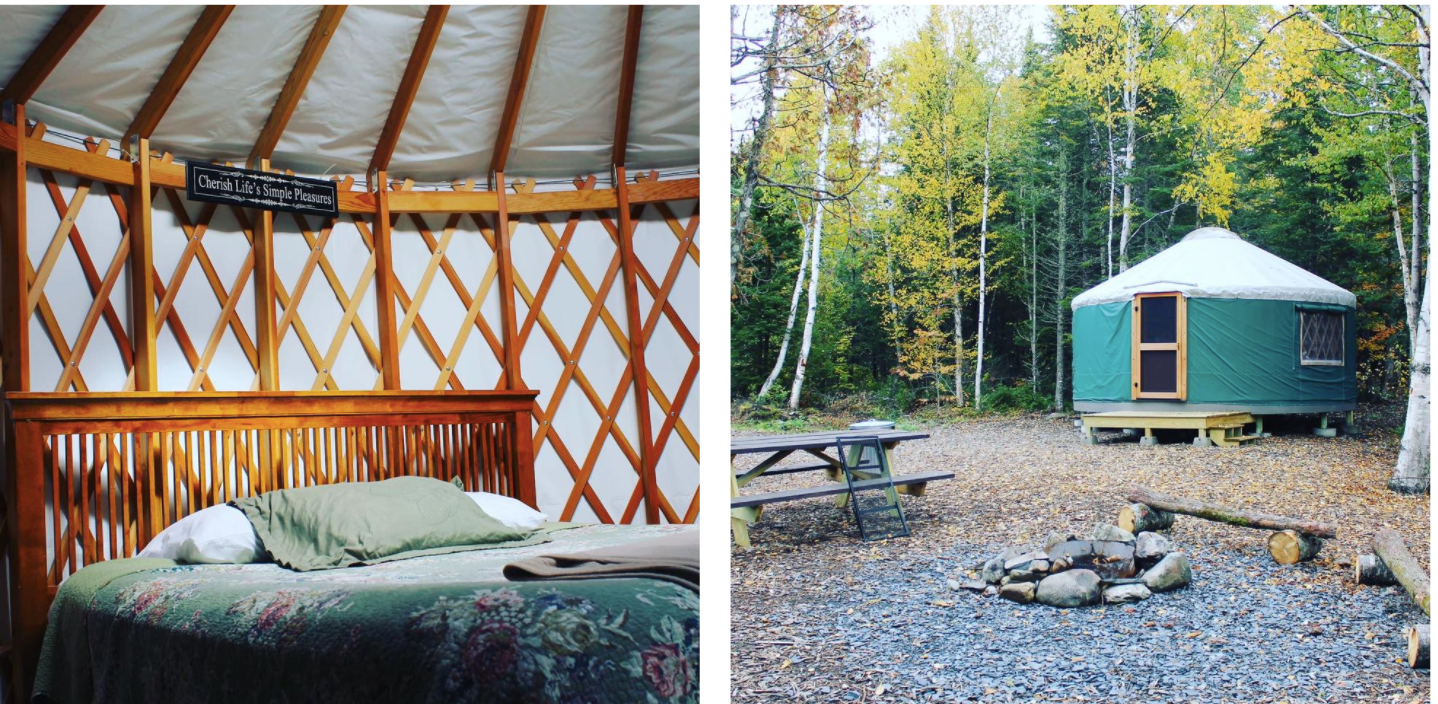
[2,389,537,697]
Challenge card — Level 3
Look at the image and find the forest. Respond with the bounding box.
[730,5,1430,489]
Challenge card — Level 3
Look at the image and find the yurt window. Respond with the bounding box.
[1300,311,1344,366]
[1131,293,1187,400]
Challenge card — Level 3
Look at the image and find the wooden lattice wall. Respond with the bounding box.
[0,118,699,526]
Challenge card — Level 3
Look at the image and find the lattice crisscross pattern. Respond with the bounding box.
[1300,310,1343,365]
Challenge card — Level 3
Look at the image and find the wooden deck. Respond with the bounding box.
[1081,410,1258,447]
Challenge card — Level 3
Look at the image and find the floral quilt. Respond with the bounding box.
[34,524,698,704]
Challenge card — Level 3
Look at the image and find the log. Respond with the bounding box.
[1408,624,1429,669]
[1267,530,1322,565]
[1373,528,1430,615]
[1118,502,1174,533]
[1354,553,1398,586]
[1125,486,1338,538]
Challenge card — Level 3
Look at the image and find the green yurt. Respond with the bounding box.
[1071,227,1357,414]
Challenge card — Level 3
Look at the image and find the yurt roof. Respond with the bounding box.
[0,5,698,183]
[1071,227,1357,310]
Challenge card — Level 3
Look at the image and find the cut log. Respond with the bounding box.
[1125,486,1338,538]
[1408,624,1429,669]
[1354,553,1398,586]
[1267,530,1322,565]
[1118,502,1174,533]
[1373,528,1431,615]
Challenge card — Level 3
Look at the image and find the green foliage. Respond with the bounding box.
[980,383,1053,414]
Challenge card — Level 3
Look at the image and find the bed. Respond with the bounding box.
[3,391,697,703]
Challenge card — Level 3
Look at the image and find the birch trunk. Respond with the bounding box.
[974,101,994,411]
[942,89,965,408]
[1030,210,1039,390]
[1388,163,1417,358]
[787,92,829,411]
[732,12,782,294]
[1391,254,1431,493]
[1412,130,1423,317]
[1118,6,1137,272]
[1106,94,1117,279]
[757,201,811,398]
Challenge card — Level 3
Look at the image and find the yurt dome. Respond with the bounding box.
[1071,227,1356,414]
[1071,227,1356,310]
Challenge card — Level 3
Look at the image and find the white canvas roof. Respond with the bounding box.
[1071,227,1357,310]
[0,5,698,182]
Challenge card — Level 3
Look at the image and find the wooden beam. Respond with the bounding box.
[122,5,235,147]
[253,159,279,390]
[494,173,522,390]
[1,103,29,392]
[0,6,104,104]
[612,6,643,168]
[250,5,346,164]
[373,171,400,389]
[490,6,546,177]
[369,5,447,174]
[128,137,157,391]
[615,167,657,523]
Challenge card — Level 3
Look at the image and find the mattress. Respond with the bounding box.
[35,524,698,704]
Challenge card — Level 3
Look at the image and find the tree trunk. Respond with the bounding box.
[1410,624,1430,669]
[1105,93,1117,280]
[1117,502,1174,533]
[1030,211,1039,390]
[1388,162,1417,357]
[1354,553,1398,586]
[757,199,811,398]
[1118,5,1137,272]
[787,90,830,411]
[1124,486,1339,538]
[731,11,783,297]
[1391,252,1430,493]
[1412,129,1423,332]
[974,100,994,411]
[1372,528,1431,615]
[1267,530,1323,565]
[1053,149,1068,411]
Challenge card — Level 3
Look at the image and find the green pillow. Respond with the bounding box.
[232,476,533,571]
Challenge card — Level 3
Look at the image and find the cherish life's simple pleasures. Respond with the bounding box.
[194,170,334,208]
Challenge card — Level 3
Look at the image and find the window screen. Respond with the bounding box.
[1300,312,1343,365]
[1139,350,1178,393]
[1140,296,1177,343]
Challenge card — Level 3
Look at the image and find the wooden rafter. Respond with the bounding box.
[612,6,643,168]
[490,5,547,178]
[122,5,235,148]
[369,5,448,175]
[0,6,104,105]
[249,5,347,164]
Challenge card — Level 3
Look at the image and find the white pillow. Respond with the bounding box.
[467,492,548,531]
[138,504,263,564]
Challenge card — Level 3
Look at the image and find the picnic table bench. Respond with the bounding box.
[730,429,950,547]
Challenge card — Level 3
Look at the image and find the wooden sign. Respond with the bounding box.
[186,162,337,217]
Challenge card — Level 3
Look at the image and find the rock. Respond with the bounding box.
[958,580,987,592]
[999,581,1037,604]
[1049,555,1074,573]
[1035,569,1102,607]
[947,579,961,591]
[1003,551,1050,571]
[1006,564,1048,583]
[982,586,997,597]
[1092,524,1135,543]
[1141,552,1192,592]
[1135,531,1171,566]
[1044,532,1078,552]
[982,547,1024,584]
[1103,583,1152,604]
[1048,540,1136,579]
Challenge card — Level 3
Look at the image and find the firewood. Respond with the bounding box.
[1124,486,1338,538]
[1118,502,1174,533]
[1373,529,1430,615]
[1408,624,1429,669]
[1354,554,1398,586]
[1267,530,1322,565]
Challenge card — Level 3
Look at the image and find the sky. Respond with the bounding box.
[731,4,1054,134]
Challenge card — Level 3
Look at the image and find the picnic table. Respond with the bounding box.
[730,429,949,547]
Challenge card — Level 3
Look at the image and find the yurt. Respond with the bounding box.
[0,5,699,701]
[1071,227,1356,418]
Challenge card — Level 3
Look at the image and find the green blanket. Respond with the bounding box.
[34,524,698,704]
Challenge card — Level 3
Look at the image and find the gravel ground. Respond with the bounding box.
[731,405,1430,704]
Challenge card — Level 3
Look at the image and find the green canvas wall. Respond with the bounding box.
[1072,298,1357,406]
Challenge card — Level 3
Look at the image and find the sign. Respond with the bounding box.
[186,162,338,217]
